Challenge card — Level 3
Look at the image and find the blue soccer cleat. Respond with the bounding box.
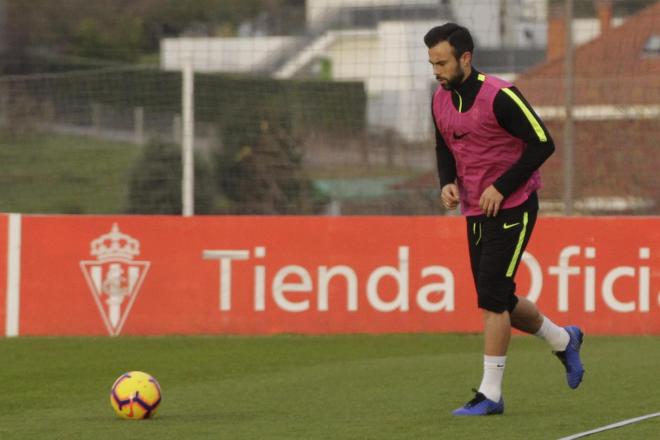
[452,389,504,416]
[554,326,585,389]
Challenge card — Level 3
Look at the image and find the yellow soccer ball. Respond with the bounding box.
[110,371,162,420]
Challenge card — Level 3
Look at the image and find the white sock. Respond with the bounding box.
[535,316,570,351]
[478,355,506,402]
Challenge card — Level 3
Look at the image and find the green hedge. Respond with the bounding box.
[17,67,366,135]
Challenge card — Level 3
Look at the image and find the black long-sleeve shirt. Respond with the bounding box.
[433,68,555,198]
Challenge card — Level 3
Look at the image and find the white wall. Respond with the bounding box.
[451,0,550,49]
[504,0,548,47]
[573,17,625,46]
[327,21,438,141]
[372,21,438,141]
[328,31,379,82]
[160,2,551,142]
[161,37,297,73]
[306,0,439,29]
[450,0,502,48]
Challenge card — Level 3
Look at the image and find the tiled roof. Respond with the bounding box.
[515,1,660,105]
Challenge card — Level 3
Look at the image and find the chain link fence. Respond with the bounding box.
[0,0,657,215]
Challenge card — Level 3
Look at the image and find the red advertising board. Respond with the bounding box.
[2,215,659,336]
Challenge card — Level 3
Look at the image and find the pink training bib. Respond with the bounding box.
[433,75,542,216]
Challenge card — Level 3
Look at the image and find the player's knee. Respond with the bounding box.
[507,292,519,313]
[477,281,517,314]
[477,294,509,313]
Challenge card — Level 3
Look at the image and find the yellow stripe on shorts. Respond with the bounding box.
[506,212,529,277]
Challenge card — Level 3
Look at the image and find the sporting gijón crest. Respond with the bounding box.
[80,223,150,336]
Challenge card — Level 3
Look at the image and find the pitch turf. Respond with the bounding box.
[0,334,658,439]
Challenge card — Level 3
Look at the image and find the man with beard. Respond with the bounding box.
[424,23,585,416]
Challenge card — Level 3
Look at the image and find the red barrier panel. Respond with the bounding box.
[6,215,660,336]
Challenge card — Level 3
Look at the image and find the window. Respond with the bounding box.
[643,34,660,57]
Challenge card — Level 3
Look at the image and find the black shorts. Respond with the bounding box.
[466,193,538,313]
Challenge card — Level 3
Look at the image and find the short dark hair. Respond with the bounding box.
[424,23,474,60]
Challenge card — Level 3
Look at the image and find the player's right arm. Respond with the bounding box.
[432,109,459,209]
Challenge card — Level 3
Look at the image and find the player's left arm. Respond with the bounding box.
[491,86,555,198]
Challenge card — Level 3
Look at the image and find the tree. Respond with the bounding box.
[216,104,327,214]
[126,140,215,214]
[3,0,305,68]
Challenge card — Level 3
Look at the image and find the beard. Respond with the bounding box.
[437,66,466,90]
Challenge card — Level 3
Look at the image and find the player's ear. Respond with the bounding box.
[460,51,472,69]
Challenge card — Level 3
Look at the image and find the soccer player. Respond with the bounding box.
[424,23,584,416]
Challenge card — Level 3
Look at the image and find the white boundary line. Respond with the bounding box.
[5,213,21,337]
[558,412,660,440]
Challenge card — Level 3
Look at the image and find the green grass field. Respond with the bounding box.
[0,334,658,439]
[0,132,140,214]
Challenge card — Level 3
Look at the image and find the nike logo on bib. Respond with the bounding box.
[503,222,520,229]
[452,131,469,140]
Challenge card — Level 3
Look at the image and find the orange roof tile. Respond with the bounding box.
[515,1,660,106]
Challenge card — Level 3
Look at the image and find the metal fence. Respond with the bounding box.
[0,0,657,215]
